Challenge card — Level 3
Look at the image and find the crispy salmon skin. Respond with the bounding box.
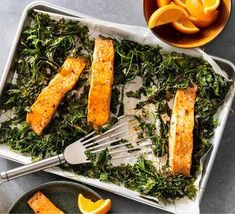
[87,39,114,128]
[169,85,197,176]
[26,58,86,135]
[27,191,64,214]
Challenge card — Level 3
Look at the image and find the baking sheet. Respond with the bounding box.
[0,2,234,214]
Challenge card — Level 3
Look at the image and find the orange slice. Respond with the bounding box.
[172,18,200,34]
[148,4,189,28]
[202,0,220,13]
[156,0,171,7]
[173,0,186,8]
[78,194,111,214]
[186,0,219,27]
[185,0,206,18]
[189,10,218,28]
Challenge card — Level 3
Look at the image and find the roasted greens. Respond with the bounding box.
[0,11,232,202]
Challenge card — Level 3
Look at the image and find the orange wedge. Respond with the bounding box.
[172,18,200,34]
[148,4,189,28]
[186,0,219,28]
[202,0,220,13]
[156,0,171,7]
[189,10,218,28]
[185,0,206,17]
[173,0,186,8]
[78,194,111,214]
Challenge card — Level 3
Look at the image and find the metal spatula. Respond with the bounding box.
[0,116,152,183]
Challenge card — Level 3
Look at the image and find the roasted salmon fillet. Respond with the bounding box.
[87,39,114,128]
[27,191,64,214]
[168,85,197,176]
[26,58,86,135]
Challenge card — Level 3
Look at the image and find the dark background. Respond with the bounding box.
[0,0,234,213]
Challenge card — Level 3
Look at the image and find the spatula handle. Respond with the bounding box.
[0,154,65,184]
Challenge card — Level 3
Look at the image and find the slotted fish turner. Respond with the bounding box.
[0,116,152,183]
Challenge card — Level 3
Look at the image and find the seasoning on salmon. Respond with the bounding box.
[26,58,86,135]
[168,85,197,176]
[27,191,64,214]
[87,39,114,128]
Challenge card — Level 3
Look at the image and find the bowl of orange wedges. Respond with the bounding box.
[143,0,231,48]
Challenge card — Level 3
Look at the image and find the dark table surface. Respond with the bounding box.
[0,0,234,213]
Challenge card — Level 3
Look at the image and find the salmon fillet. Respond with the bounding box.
[87,39,114,128]
[27,191,64,214]
[26,58,86,135]
[168,85,197,176]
